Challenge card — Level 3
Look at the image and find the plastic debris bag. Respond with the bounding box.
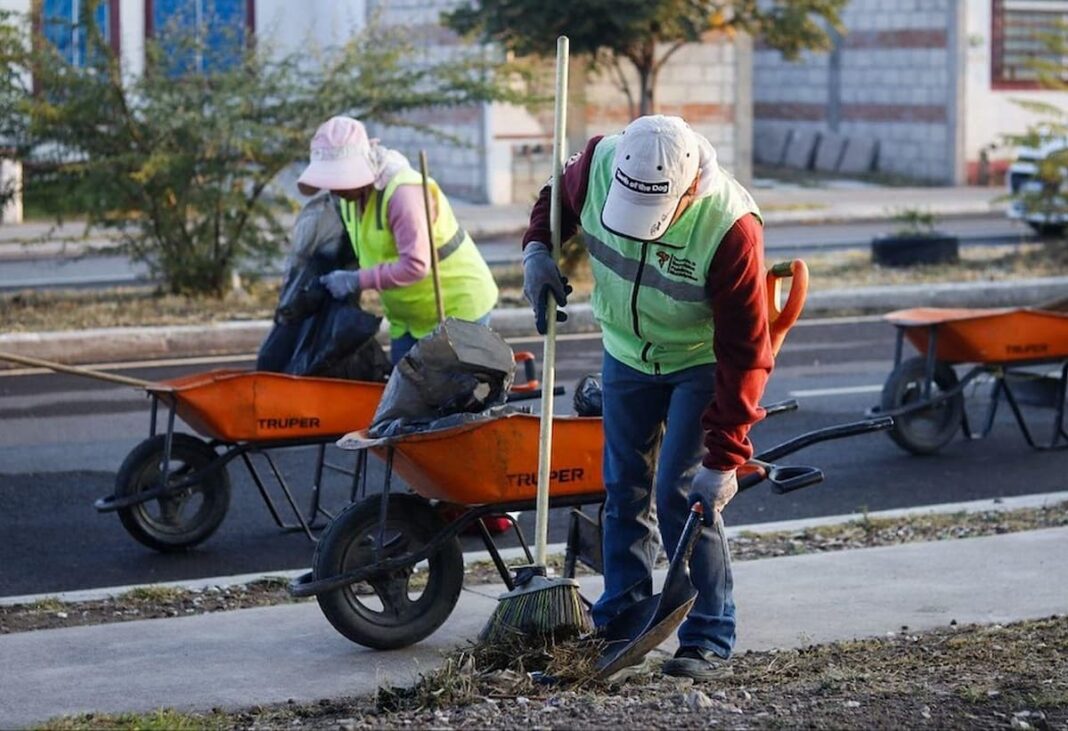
[369,319,516,437]
[283,299,387,380]
[573,372,603,417]
[257,193,388,381]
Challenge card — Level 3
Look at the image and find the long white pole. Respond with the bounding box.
[535,35,569,567]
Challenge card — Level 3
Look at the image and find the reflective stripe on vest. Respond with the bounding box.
[338,169,498,339]
[579,135,762,375]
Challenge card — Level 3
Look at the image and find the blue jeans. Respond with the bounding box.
[591,352,736,658]
[390,311,493,365]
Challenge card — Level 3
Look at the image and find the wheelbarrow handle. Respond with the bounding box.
[0,350,163,390]
[510,350,541,393]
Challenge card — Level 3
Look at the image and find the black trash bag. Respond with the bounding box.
[573,372,603,417]
[370,404,519,439]
[284,296,388,379]
[257,193,388,381]
[369,318,516,437]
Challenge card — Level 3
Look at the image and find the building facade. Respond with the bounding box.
[2,0,752,211]
[754,0,1068,185]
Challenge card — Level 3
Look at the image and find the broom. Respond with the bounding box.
[479,35,592,645]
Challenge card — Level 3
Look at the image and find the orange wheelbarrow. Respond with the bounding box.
[287,260,891,650]
[871,307,1068,455]
[0,350,548,553]
[291,403,892,649]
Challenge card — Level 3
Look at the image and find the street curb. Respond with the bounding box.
[3,490,1064,608]
[2,276,1066,368]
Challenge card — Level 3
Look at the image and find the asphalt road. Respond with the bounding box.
[0,215,1035,291]
[2,317,1066,597]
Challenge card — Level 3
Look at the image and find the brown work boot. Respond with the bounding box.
[662,646,734,680]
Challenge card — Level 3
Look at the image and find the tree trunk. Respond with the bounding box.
[638,67,654,116]
[633,44,659,116]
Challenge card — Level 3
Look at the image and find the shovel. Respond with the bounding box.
[595,500,706,679]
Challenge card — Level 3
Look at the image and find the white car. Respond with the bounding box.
[1006,138,1068,236]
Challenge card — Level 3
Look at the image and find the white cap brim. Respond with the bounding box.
[296,157,375,195]
[601,178,681,242]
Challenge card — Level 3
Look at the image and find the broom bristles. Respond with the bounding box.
[479,576,593,645]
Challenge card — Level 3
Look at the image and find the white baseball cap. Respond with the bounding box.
[601,115,700,241]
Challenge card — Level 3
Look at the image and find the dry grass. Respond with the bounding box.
[42,616,1068,729]
[377,634,608,713]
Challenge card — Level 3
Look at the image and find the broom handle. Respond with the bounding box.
[0,350,161,389]
[535,35,569,568]
[418,150,446,326]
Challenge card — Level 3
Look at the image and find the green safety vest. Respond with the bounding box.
[339,169,498,339]
[580,134,762,375]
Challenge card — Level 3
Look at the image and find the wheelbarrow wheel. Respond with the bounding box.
[881,356,964,455]
[313,493,463,650]
[115,434,231,552]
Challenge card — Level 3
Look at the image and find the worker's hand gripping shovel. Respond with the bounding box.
[595,499,706,679]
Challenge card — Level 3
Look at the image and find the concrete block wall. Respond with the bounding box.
[580,35,752,183]
[754,0,958,183]
[366,0,488,202]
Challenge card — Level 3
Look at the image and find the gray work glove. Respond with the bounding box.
[523,241,572,335]
[688,468,738,526]
[320,270,361,300]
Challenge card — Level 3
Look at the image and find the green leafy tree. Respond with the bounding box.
[2,2,526,294]
[444,0,845,117]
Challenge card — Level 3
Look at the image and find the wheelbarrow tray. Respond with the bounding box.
[885,307,1068,365]
[149,369,385,443]
[340,414,772,506]
[351,413,604,504]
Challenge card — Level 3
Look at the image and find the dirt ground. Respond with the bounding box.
[5,502,1065,635]
[43,616,1068,730]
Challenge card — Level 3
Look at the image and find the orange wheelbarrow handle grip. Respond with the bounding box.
[511,350,541,393]
[767,259,809,357]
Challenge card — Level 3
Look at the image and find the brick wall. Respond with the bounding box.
[578,35,752,183]
[365,0,488,201]
[754,0,959,183]
[369,2,753,202]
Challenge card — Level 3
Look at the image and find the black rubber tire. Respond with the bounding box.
[881,356,964,456]
[313,493,463,650]
[115,434,231,552]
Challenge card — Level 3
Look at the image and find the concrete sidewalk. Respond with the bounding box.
[0,184,1005,256]
[2,527,1066,728]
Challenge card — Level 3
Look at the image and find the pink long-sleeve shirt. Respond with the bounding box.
[355,185,436,291]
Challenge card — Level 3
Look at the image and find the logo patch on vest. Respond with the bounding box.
[615,169,669,195]
[655,250,698,281]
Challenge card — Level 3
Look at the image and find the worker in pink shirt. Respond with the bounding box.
[297,116,499,363]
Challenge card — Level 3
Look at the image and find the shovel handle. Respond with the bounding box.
[678,502,706,563]
[418,150,446,326]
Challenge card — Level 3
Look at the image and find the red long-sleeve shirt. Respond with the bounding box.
[522,136,773,470]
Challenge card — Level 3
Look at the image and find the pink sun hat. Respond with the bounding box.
[297,116,376,195]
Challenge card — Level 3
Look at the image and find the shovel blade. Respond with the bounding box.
[596,597,696,679]
[594,507,705,677]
